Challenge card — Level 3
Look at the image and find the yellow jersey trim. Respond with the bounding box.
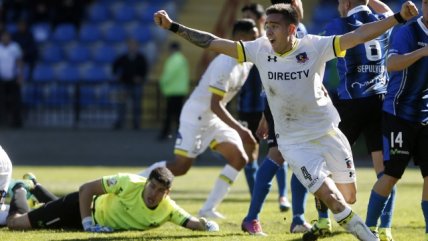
[275,39,299,57]
[333,36,346,57]
[209,140,218,149]
[174,149,188,157]
[209,86,226,97]
[237,41,246,63]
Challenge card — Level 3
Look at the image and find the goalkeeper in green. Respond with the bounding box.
[6,167,219,232]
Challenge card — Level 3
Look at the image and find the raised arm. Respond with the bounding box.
[368,0,393,15]
[154,10,238,58]
[387,46,428,71]
[339,1,418,51]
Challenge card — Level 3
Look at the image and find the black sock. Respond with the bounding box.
[8,185,30,216]
[31,184,58,203]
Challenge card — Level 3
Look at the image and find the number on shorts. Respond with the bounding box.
[390,131,403,148]
[301,166,312,181]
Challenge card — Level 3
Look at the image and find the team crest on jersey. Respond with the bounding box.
[296,52,309,63]
[107,177,117,186]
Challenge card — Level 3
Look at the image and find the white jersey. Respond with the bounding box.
[238,35,344,144]
[181,54,253,125]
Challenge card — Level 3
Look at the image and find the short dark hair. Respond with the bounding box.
[271,0,292,4]
[266,3,299,26]
[241,3,265,19]
[148,167,174,188]
[232,18,256,36]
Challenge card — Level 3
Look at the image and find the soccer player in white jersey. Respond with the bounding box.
[0,145,12,225]
[140,19,259,219]
[152,1,418,240]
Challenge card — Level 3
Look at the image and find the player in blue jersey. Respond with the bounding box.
[310,1,397,240]
[153,1,418,240]
[365,1,428,240]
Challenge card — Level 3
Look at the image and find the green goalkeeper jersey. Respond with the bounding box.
[93,173,191,230]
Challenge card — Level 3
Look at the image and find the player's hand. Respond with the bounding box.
[256,116,268,140]
[199,217,219,232]
[153,10,173,29]
[400,1,418,20]
[82,216,114,233]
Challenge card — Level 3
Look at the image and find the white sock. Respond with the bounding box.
[335,207,378,241]
[138,160,166,177]
[200,164,239,212]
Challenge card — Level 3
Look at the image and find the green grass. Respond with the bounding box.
[1,166,424,241]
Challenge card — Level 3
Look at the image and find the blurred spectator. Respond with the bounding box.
[29,0,54,24]
[1,0,30,23]
[12,20,38,81]
[53,0,85,29]
[158,42,190,140]
[112,38,148,130]
[0,31,24,128]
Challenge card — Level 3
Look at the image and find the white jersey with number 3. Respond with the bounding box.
[239,35,344,144]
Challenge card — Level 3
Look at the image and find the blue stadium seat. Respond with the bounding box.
[51,24,77,43]
[33,64,55,82]
[79,86,97,106]
[81,64,111,83]
[40,44,63,63]
[103,23,127,43]
[22,85,43,107]
[6,23,17,34]
[56,64,80,83]
[65,44,91,64]
[31,23,51,43]
[111,3,136,22]
[128,24,151,43]
[86,3,110,22]
[92,44,117,64]
[139,5,158,23]
[79,23,102,43]
[45,85,73,106]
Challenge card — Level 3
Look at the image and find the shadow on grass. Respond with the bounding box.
[50,232,246,241]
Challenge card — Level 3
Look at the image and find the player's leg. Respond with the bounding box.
[276,159,291,212]
[242,146,283,236]
[139,121,200,177]
[199,122,247,219]
[289,173,311,233]
[415,125,428,239]
[7,184,32,229]
[238,112,262,195]
[200,142,246,219]
[366,113,413,235]
[23,173,58,203]
[0,145,12,206]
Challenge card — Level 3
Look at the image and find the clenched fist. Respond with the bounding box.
[400,1,419,20]
[154,10,173,29]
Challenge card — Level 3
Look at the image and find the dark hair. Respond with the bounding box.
[148,167,174,188]
[266,3,299,26]
[271,0,292,4]
[232,18,256,36]
[241,3,265,19]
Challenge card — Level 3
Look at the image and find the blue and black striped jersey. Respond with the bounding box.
[324,5,391,100]
[383,17,428,124]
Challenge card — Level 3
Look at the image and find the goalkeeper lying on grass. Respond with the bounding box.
[6,167,219,232]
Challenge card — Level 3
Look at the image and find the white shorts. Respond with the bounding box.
[278,127,356,193]
[0,146,12,192]
[174,118,245,158]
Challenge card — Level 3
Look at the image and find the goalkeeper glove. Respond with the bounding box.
[199,217,219,232]
[82,216,114,233]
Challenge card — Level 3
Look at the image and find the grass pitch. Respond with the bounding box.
[1,166,424,241]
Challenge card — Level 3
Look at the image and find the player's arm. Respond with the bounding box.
[154,10,238,58]
[339,1,418,51]
[368,0,393,15]
[210,93,256,145]
[79,179,113,232]
[256,113,268,140]
[387,46,428,71]
[184,216,219,231]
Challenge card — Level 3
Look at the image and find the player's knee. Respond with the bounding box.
[344,193,356,204]
[7,214,30,230]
